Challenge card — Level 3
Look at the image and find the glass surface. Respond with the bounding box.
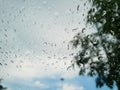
[0,0,118,90]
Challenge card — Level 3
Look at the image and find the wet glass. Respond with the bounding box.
[0,0,118,90]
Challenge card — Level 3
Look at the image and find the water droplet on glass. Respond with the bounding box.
[102,11,106,16]
[111,18,115,22]
[98,56,103,61]
[43,1,47,4]
[54,12,59,17]
[77,5,80,11]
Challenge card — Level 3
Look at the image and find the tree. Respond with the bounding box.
[0,79,7,90]
[71,0,120,90]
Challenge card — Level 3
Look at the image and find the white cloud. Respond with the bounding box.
[61,84,84,90]
[34,80,47,88]
[1,54,79,80]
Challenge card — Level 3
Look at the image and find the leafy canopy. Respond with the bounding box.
[71,0,120,89]
[0,79,7,90]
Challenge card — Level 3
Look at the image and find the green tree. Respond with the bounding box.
[0,79,7,90]
[71,0,120,90]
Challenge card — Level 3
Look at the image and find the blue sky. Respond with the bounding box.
[0,0,117,90]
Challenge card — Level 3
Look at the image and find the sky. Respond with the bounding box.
[0,0,117,90]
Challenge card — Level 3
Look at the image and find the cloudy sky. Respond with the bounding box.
[0,0,117,90]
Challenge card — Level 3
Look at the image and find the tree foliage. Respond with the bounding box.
[0,79,7,90]
[71,0,120,89]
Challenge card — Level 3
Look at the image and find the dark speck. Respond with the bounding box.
[77,5,80,11]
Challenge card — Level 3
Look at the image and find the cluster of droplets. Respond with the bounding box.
[0,2,96,90]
